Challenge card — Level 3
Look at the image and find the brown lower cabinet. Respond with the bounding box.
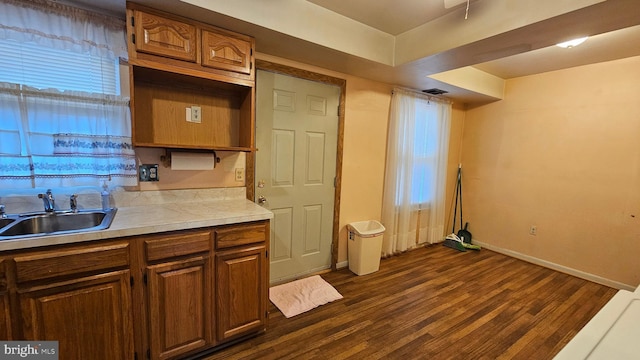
[12,241,134,359]
[0,259,12,340]
[216,245,267,342]
[147,255,214,359]
[0,219,269,360]
[18,270,134,359]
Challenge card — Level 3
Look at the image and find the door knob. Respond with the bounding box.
[257,195,267,204]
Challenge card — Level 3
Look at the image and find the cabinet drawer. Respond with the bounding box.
[144,230,212,262]
[215,222,266,249]
[14,242,130,284]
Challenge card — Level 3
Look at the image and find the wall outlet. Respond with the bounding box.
[529,225,537,236]
[186,106,202,123]
[139,164,159,182]
[191,105,201,123]
[235,168,245,182]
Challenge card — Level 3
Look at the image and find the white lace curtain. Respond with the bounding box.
[0,0,136,190]
[381,88,451,256]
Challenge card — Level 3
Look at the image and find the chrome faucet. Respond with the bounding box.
[70,194,78,213]
[38,189,55,212]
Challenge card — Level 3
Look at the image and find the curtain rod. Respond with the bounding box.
[392,87,453,104]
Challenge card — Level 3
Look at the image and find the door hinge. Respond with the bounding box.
[131,34,136,44]
[130,276,134,287]
[143,273,148,285]
[265,250,268,259]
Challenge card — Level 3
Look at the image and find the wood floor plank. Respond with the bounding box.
[202,245,617,360]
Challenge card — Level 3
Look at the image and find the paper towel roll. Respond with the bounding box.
[170,152,215,170]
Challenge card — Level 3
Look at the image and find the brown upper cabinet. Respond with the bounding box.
[126,3,256,151]
[133,10,198,62]
[201,29,253,75]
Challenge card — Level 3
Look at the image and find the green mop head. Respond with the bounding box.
[461,242,481,251]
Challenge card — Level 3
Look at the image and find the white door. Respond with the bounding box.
[255,70,340,283]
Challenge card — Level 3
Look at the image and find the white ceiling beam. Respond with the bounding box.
[394,0,605,65]
[429,67,504,100]
[180,0,396,65]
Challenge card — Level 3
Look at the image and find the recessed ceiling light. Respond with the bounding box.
[556,37,589,48]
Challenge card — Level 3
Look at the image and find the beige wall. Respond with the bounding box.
[445,104,466,235]
[338,76,393,263]
[134,148,244,190]
[462,56,640,288]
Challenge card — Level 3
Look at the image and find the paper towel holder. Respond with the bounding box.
[160,149,220,168]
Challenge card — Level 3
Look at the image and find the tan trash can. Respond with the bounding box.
[347,220,386,275]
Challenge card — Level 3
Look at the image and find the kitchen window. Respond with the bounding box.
[408,101,440,206]
[0,0,136,190]
[381,88,451,254]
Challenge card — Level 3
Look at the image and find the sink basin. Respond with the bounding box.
[0,218,15,229]
[0,209,117,239]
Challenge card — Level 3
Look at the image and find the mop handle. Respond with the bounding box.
[452,165,461,233]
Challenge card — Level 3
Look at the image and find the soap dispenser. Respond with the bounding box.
[101,182,110,210]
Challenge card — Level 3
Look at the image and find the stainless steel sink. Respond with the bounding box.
[0,218,15,229]
[0,209,117,239]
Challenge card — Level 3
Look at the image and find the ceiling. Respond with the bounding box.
[70,0,640,105]
[306,0,480,35]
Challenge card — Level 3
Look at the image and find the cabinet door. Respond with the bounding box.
[202,30,252,75]
[0,292,10,340]
[134,10,197,62]
[0,259,11,340]
[216,245,267,341]
[18,270,134,360]
[147,256,213,360]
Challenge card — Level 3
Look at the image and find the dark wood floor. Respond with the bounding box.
[205,245,617,360]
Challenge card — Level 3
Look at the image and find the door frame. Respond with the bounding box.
[250,60,346,270]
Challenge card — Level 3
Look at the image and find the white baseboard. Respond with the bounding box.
[472,240,635,291]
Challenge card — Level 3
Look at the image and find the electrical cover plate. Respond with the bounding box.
[139,164,159,181]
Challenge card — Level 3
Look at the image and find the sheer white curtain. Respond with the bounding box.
[0,0,135,190]
[381,88,451,256]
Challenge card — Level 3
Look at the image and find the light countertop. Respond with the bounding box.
[553,288,640,359]
[0,195,273,252]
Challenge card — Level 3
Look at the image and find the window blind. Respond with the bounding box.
[0,38,119,95]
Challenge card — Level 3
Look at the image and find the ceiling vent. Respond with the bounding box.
[422,88,449,95]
